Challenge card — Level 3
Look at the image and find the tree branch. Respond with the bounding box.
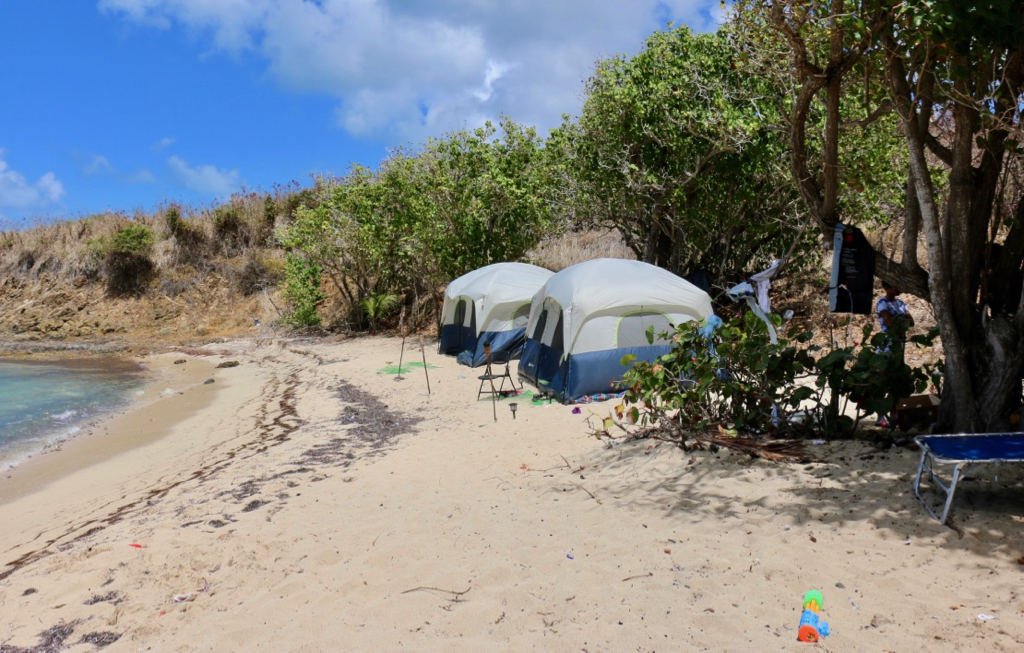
[923,133,954,167]
[841,99,893,129]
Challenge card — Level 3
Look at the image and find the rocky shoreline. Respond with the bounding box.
[0,339,130,358]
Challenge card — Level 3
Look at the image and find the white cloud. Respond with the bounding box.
[167,155,243,196]
[151,136,177,152]
[83,154,114,176]
[36,173,65,203]
[100,0,718,141]
[128,168,157,183]
[473,59,513,102]
[0,150,66,212]
[99,0,272,52]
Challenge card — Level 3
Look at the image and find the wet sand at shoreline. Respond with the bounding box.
[1,336,1023,651]
[0,353,217,502]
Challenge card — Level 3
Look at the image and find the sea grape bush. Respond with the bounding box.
[817,322,941,431]
[620,314,940,437]
[282,254,324,328]
[555,26,820,284]
[620,313,816,434]
[280,117,554,330]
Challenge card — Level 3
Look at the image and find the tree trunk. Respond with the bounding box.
[902,176,920,269]
[972,314,1024,430]
[643,214,659,264]
[945,95,979,338]
[900,107,981,432]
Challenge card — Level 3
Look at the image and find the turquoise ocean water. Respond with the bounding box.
[0,358,147,469]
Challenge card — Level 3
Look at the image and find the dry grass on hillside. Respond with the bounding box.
[527,227,635,271]
[0,188,310,344]
[0,187,308,289]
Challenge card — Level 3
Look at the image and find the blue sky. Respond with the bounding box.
[0,0,723,227]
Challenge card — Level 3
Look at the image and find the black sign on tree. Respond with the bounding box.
[829,223,875,315]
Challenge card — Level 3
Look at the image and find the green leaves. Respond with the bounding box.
[88,222,155,259]
[280,118,553,329]
[562,24,815,280]
[619,312,941,439]
[621,316,817,434]
[282,254,324,328]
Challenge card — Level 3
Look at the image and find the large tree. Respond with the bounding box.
[556,26,818,286]
[735,0,1024,431]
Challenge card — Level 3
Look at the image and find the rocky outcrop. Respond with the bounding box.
[0,275,278,346]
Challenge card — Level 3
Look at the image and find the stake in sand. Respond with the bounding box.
[417,335,431,395]
[395,308,406,381]
[484,343,497,422]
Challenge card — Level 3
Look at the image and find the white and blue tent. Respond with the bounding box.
[518,258,714,402]
[438,262,554,367]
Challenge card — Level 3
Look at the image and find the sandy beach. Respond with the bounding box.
[1,335,1023,651]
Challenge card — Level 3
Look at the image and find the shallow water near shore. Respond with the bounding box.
[0,357,147,470]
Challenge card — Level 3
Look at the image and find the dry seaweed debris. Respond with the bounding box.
[0,621,79,653]
[646,427,809,463]
[78,632,121,648]
[83,590,122,606]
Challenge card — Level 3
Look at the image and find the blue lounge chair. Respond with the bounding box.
[913,433,1024,525]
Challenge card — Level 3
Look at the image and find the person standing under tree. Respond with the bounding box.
[876,281,915,428]
[877,281,915,357]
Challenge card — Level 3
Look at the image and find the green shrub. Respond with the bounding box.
[87,223,154,258]
[213,206,243,253]
[164,206,187,238]
[282,253,323,327]
[86,223,156,296]
[163,205,207,264]
[262,195,278,243]
[621,313,816,436]
[620,313,940,439]
[109,223,154,256]
[816,323,941,428]
[360,293,400,332]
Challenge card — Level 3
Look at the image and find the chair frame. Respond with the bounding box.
[912,433,1024,525]
[477,344,518,401]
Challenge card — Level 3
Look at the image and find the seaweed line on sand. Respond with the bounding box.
[295,380,422,469]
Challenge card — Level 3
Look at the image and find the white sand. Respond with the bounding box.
[1,336,1022,651]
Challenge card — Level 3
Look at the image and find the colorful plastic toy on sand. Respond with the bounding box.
[797,590,830,642]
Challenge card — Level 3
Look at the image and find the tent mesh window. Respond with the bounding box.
[550,312,565,351]
[616,311,672,348]
[532,308,548,340]
[512,302,532,329]
[454,299,467,327]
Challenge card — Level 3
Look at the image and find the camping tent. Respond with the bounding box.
[518,258,714,402]
[438,262,554,366]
